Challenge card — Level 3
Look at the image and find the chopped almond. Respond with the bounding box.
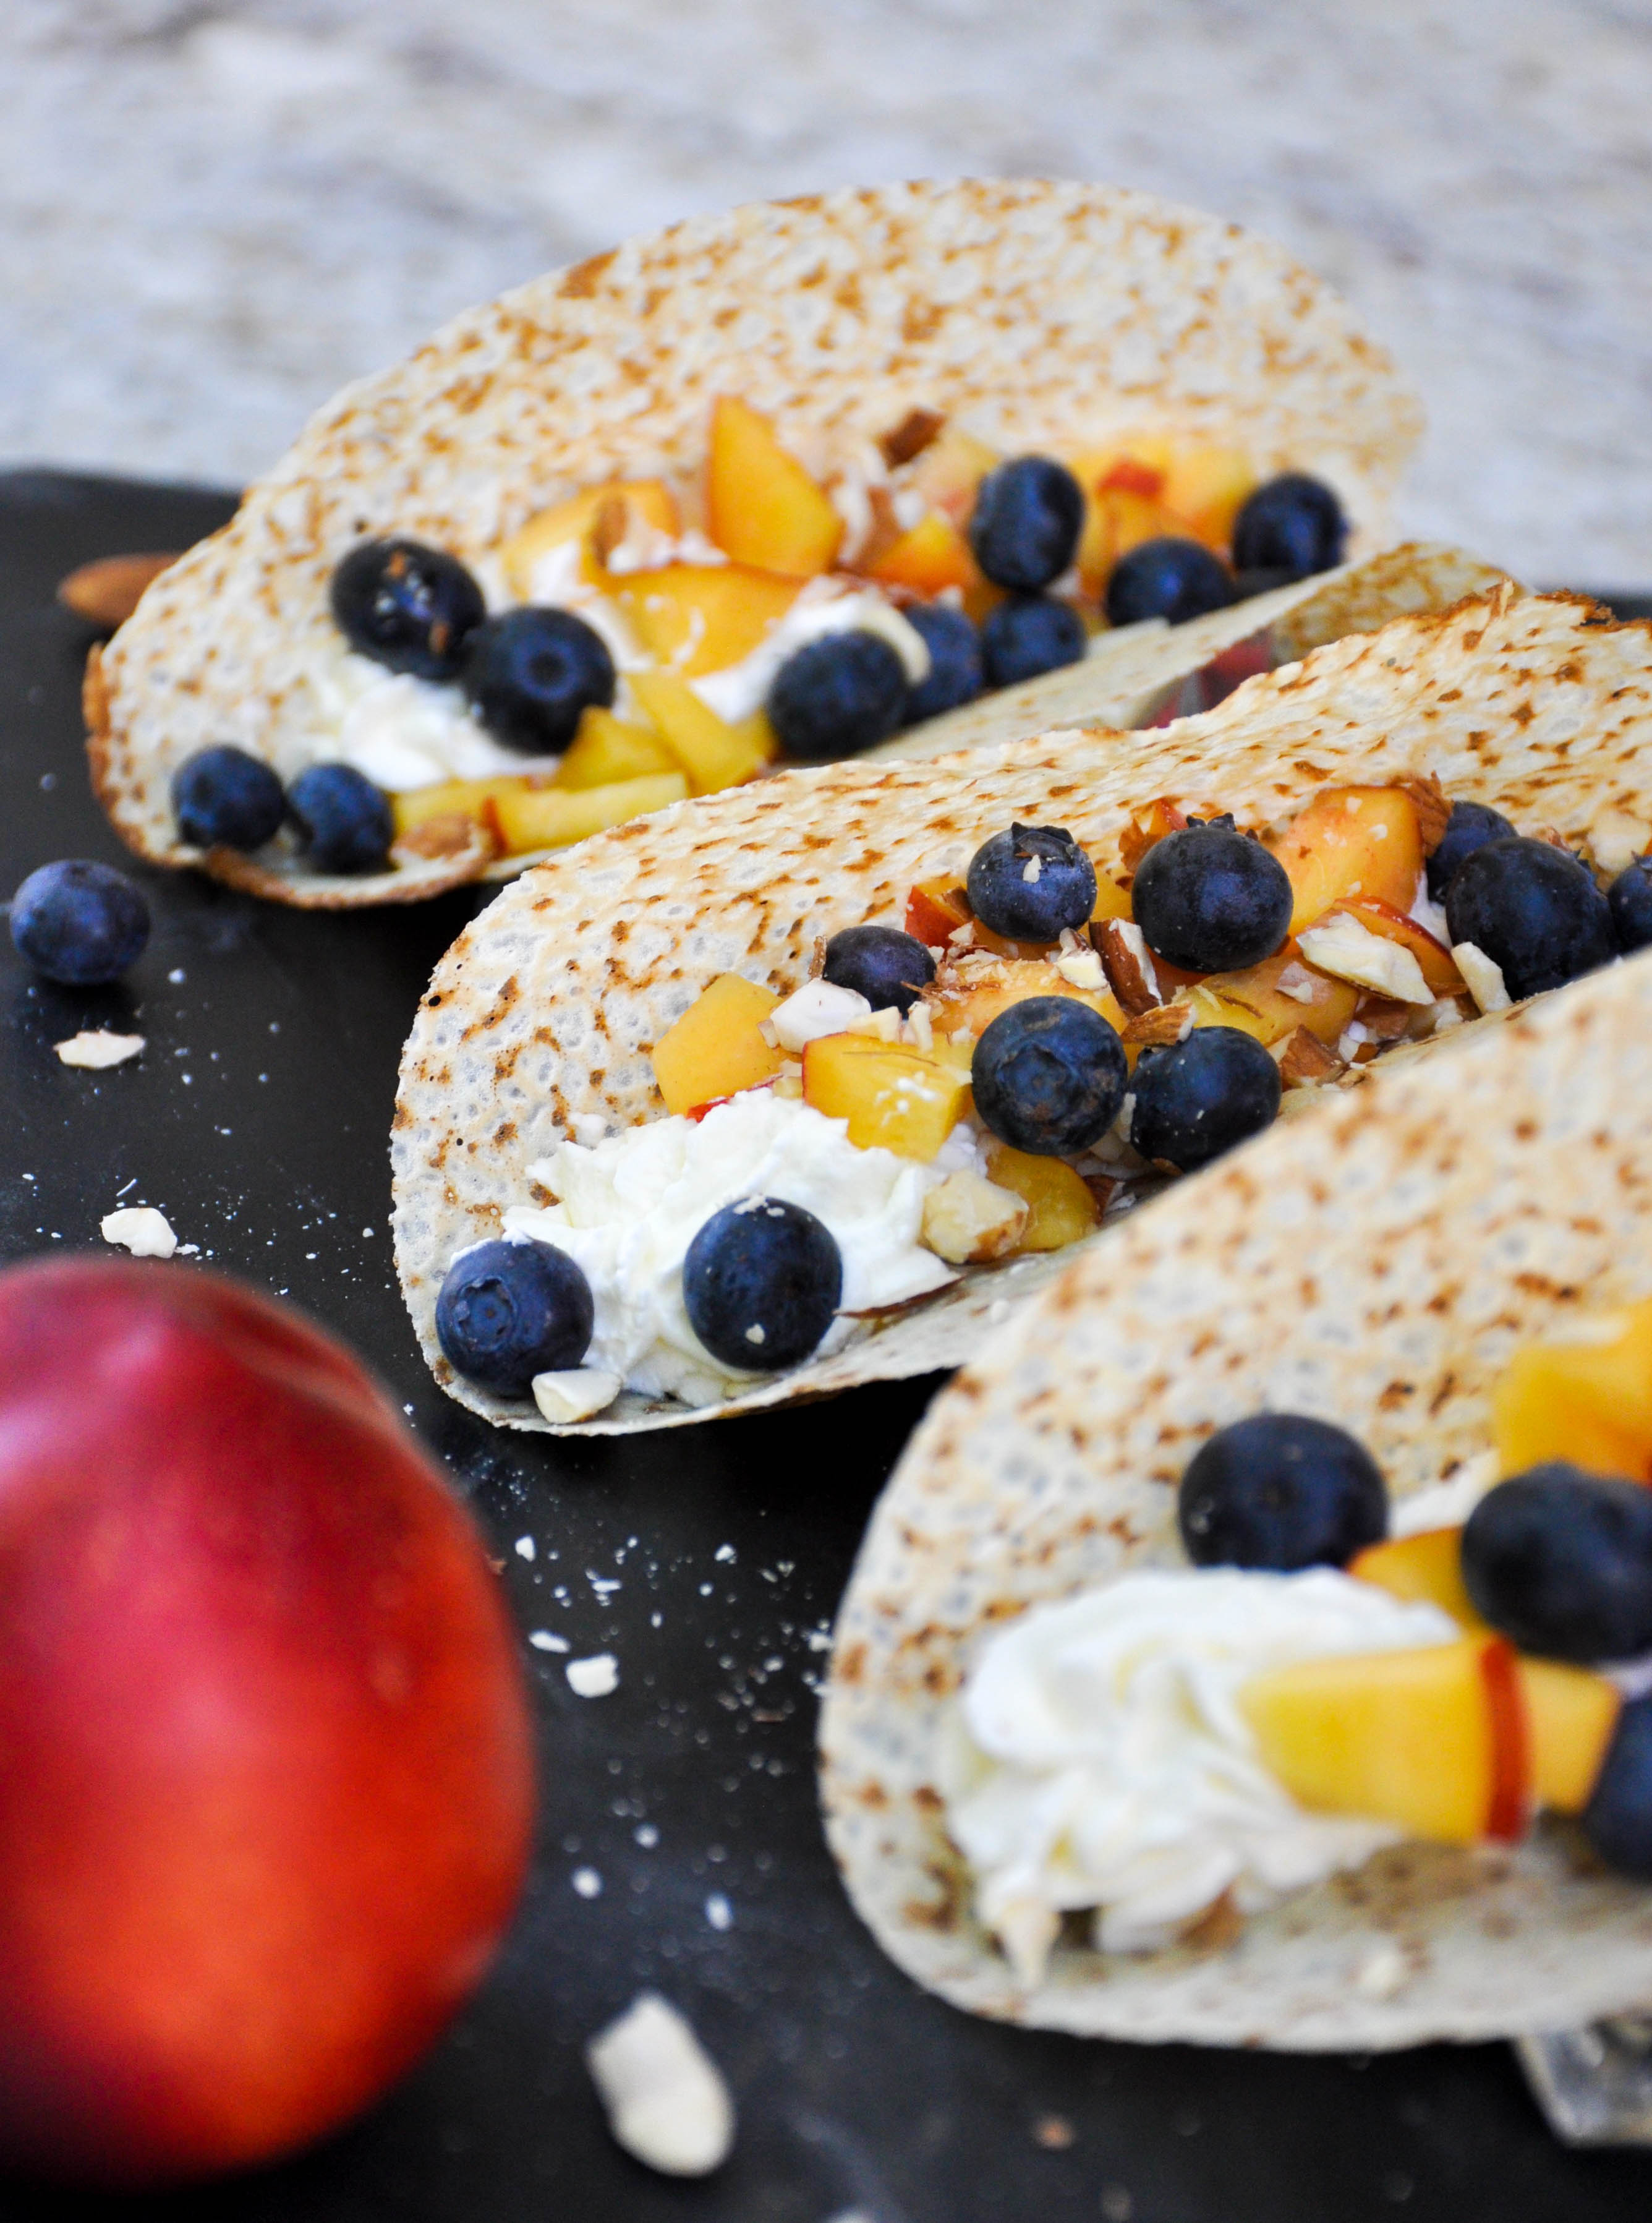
[1122,1002,1194,1047]
[1277,1026,1345,1086]
[1402,773,1451,855]
[1355,994,1421,1042]
[878,407,946,469]
[920,1170,1029,1263]
[57,551,179,629]
[1094,918,1160,1015]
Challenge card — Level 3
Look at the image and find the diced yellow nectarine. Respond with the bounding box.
[1090,875,1134,925]
[1078,484,1195,602]
[1350,1528,1486,1631]
[391,775,529,839]
[553,707,678,790]
[909,425,1000,526]
[1240,1636,1522,1846]
[1518,1657,1621,1815]
[868,511,976,597]
[985,1146,1102,1251]
[500,480,679,597]
[1159,446,1258,550]
[1492,1299,1652,1483]
[651,974,785,1116]
[801,1033,969,1160]
[705,396,842,577]
[626,672,772,793]
[1267,788,1424,936]
[489,772,688,857]
[614,563,804,677]
[927,958,1126,1047]
[1202,942,1359,1047]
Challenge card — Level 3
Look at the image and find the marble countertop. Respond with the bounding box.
[4,0,1648,584]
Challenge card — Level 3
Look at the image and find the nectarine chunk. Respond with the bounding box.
[614,563,804,678]
[652,975,784,1116]
[1518,1657,1621,1815]
[1160,445,1258,549]
[1349,1527,1486,1630]
[705,396,842,577]
[927,958,1126,1047]
[489,772,688,857]
[500,479,679,596]
[909,425,1000,526]
[985,1146,1102,1251]
[1203,942,1358,1047]
[626,672,772,793]
[553,707,678,791]
[801,1033,969,1160]
[391,775,528,840]
[1267,787,1424,936]
[1492,1299,1652,1483]
[867,511,980,599]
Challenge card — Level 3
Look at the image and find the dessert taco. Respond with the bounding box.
[819,947,1652,2050]
[87,177,1426,909]
[391,584,1652,1436]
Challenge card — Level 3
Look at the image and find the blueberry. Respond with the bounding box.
[1130,1025,1282,1171]
[1444,836,1615,1001]
[966,823,1098,942]
[287,764,393,874]
[683,1197,841,1370]
[435,1237,594,1397]
[462,607,615,754]
[970,996,1127,1156]
[171,745,286,851]
[10,859,151,986]
[903,604,982,723]
[968,456,1084,592]
[1424,800,1516,904]
[1131,820,1293,974]
[1230,475,1348,581]
[1104,537,1233,628]
[822,925,936,1015]
[980,595,1086,688]
[330,537,485,681]
[1583,1697,1652,1879]
[1609,855,1652,954]
[768,631,907,759]
[1178,1413,1387,1571]
[1460,1464,1652,1663]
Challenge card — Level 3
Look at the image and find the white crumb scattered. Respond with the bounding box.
[1355,1942,1410,2000]
[572,1867,603,1900]
[634,1823,660,1848]
[1453,939,1512,1012]
[567,1652,620,1698]
[54,1030,144,1069]
[714,1543,736,1563]
[1021,855,1042,882]
[705,1893,733,1932]
[514,1535,536,1561]
[167,967,185,984]
[100,1206,177,1258]
[1054,947,1105,989]
[527,1629,569,1653]
[585,1993,735,2178]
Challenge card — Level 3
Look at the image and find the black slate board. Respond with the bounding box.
[2,468,1651,2223]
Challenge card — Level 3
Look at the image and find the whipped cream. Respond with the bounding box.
[295,639,562,791]
[941,1566,1457,1974]
[500,1089,961,1409]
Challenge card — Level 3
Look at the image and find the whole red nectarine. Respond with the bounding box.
[0,1257,535,2186]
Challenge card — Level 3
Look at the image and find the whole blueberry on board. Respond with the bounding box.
[463,608,615,753]
[968,456,1084,592]
[1131,819,1293,974]
[822,926,936,1015]
[768,632,908,760]
[966,822,1097,942]
[287,764,394,876]
[1444,835,1614,1001]
[1583,1697,1652,1879]
[1230,475,1348,581]
[436,1238,595,1398]
[10,860,151,986]
[171,746,286,852]
[683,1197,842,1372]
[1609,855,1652,954]
[970,996,1127,1156]
[1461,1464,1652,1663]
[1178,1413,1388,1571]
[903,604,982,723]
[1424,800,1516,905]
[980,596,1086,688]
[1105,537,1232,628]
[1129,1025,1282,1172]
[330,538,486,682]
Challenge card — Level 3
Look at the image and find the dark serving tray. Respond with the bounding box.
[2,469,1650,2223]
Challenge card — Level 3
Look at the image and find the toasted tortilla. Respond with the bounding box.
[87,177,1421,908]
[392,584,1652,1437]
[820,947,1652,2050]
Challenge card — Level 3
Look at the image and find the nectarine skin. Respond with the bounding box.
[0,1257,535,2187]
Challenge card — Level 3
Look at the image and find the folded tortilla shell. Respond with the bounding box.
[393,584,1652,1436]
[820,946,1652,2050]
[87,176,1420,909]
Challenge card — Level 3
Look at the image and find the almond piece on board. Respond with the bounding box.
[58,553,179,631]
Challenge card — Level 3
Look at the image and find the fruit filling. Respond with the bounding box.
[170,398,1360,876]
[436,780,1640,1419]
[944,1299,1652,1982]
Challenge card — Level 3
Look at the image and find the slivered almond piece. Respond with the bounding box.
[1094,918,1160,1014]
[878,406,945,468]
[1298,912,1433,1004]
[1402,773,1450,855]
[1277,1026,1345,1086]
[57,552,179,630]
[921,1171,1029,1263]
[1122,1002,1193,1047]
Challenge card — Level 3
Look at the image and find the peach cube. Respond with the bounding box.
[626,672,773,793]
[1518,1657,1620,1815]
[705,396,842,577]
[651,975,785,1116]
[488,772,688,858]
[801,1033,969,1160]
[553,707,677,791]
[984,1146,1102,1252]
[1492,1299,1652,1483]
[1267,787,1425,936]
[1349,1528,1486,1631]
[614,563,804,678]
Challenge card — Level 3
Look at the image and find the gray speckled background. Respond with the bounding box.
[5,1,1649,584]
